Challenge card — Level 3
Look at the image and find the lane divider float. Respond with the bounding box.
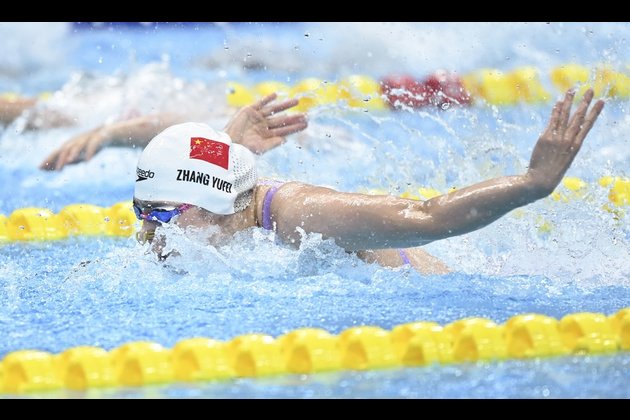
[1,308,627,394]
[0,201,137,242]
[226,64,630,110]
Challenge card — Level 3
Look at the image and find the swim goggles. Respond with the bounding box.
[133,203,192,224]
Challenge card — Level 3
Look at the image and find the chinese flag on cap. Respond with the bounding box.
[189,137,230,170]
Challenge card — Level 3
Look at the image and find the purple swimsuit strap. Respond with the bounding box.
[398,249,411,265]
[261,183,282,230]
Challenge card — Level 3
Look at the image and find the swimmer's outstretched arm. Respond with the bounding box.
[271,89,604,251]
[39,93,307,171]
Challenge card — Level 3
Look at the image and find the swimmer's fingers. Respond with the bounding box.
[557,89,576,135]
[39,149,61,171]
[269,119,309,138]
[575,98,604,146]
[266,113,307,130]
[263,136,286,151]
[262,98,300,117]
[82,143,98,161]
[53,143,76,170]
[542,97,564,138]
[565,88,594,143]
[84,133,106,161]
[57,132,98,170]
[252,93,278,111]
[40,132,96,171]
[59,138,90,169]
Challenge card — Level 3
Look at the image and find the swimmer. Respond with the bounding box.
[132,89,604,274]
[38,89,445,273]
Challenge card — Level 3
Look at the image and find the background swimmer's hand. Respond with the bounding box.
[223,93,308,154]
[525,88,604,197]
[39,126,110,171]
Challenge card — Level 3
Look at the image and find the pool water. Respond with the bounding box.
[0,22,628,398]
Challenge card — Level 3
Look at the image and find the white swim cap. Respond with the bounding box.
[134,122,258,215]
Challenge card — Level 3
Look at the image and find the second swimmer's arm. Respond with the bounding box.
[40,93,306,171]
[39,113,184,171]
[105,94,306,151]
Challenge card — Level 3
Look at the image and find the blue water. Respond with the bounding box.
[0,22,629,398]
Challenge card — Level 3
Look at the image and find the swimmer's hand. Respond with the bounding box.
[223,93,308,154]
[39,126,110,171]
[525,88,604,197]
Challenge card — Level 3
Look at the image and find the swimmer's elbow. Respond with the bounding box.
[406,207,462,242]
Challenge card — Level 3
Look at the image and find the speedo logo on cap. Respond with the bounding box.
[136,167,155,182]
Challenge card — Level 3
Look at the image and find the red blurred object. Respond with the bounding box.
[380,75,430,109]
[423,70,472,107]
[380,72,471,110]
